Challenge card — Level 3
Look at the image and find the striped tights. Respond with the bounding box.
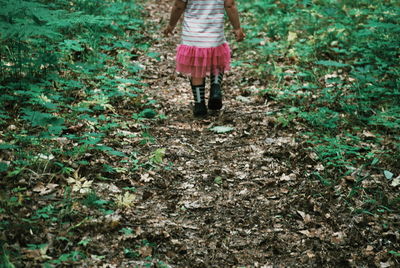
[191,73,224,104]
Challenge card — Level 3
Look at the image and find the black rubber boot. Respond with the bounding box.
[191,80,207,117]
[208,84,223,110]
[193,101,207,117]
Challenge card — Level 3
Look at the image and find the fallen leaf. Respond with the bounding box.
[280,174,291,181]
[288,31,297,42]
[391,176,400,187]
[297,210,311,224]
[32,183,58,195]
[37,153,54,160]
[116,192,136,208]
[331,232,345,244]
[380,261,392,268]
[140,173,153,182]
[384,170,393,180]
[139,246,153,257]
[362,131,376,138]
[299,230,311,237]
[265,138,276,144]
[209,126,235,133]
[306,250,315,258]
[236,96,251,103]
[105,214,121,229]
[280,188,289,194]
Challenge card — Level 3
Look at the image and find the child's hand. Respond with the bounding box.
[163,25,175,37]
[234,28,246,42]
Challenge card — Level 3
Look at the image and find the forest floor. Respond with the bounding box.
[107,1,397,267]
[3,0,399,267]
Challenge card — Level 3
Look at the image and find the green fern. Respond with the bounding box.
[0,241,15,268]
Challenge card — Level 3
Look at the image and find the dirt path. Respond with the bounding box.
[131,1,325,267]
[119,1,389,267]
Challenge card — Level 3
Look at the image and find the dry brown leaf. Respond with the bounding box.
[280,173,291,181]
[299,230,311,237]
[362,131,376,138]
[32,183,58,195]
[331,232,346,244]
[116,192,136,208]
[139,246,153,257]
[297,210,312,224]
[140,173,153,182]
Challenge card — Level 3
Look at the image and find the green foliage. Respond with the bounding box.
[0,0,154,178]
[47,250,86,264]
[149,148,166,165]
[0,0,162,265]
[239,0,399,217]
[242,0,400,127]
[140,108,157,119]
[0,241,15,268]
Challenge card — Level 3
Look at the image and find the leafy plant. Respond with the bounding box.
[0,0,155,265]
[240,0,399,220]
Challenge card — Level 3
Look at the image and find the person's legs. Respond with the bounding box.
[210,72,223,86]
[208,72,224,110]
[190,77,207,116]
[191,77,205,86]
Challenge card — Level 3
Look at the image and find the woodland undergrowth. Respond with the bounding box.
[0,0,165,266]
[237,0,399,244]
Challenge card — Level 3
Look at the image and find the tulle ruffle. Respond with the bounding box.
[176,42,231,78]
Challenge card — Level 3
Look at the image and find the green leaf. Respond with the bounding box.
[214,176,222,184]
[93,200,108,206]
[371,158,379,165]
[140,108,157,119]
[58,253,70,262]
[123,187,136,192]
[315,60,349,68]
[61,40,84,52]
[0,162,9,172]
[209,126,235,133]
[389,250,400,257]
[0,144,18,150]
[56,237,70,242]
[101,209,114,215]
[124,248,139,258]
[151,148,166,164]
[119,227,134,235]
[147,52,160,61]
[21,109,64,127]
[27,243,48,250]
[384,170,394,180]
[78,238,91,246]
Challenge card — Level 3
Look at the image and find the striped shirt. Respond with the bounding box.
[181,0,226,48]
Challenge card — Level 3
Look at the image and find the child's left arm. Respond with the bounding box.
[164,0,187,36]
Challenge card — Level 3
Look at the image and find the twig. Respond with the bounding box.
[180,141,201,153]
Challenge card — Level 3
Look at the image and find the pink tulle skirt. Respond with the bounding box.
[176,42,231,78]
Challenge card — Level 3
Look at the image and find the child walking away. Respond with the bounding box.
[164,0,245,117]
